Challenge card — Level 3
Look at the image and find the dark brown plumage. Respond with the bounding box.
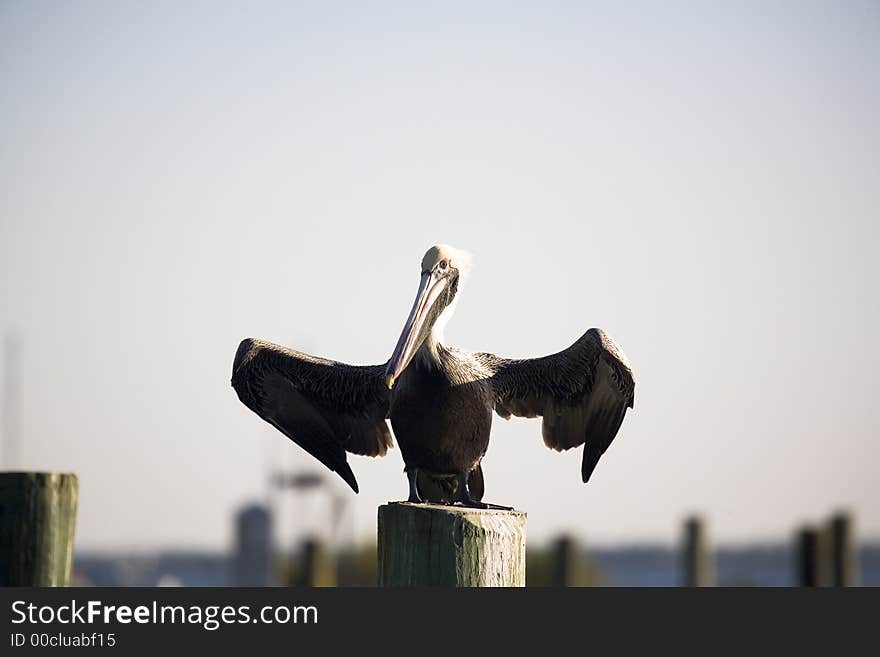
[231,339,391,492]
[231,244,635,507]
[476,328,635,483]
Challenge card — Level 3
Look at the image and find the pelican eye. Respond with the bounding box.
[439,260,448,270]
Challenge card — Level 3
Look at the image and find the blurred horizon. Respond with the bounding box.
[1,1,878,553]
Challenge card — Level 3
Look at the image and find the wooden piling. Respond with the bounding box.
[378,503,526,587]
[296,538,337,587]
[829,512,857,587]
[796,526,829,587]
[551,535,576,587]
[682,515,713,587]
[0,472,78,586]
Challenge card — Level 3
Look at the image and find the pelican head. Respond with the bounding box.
[385,244,470,389]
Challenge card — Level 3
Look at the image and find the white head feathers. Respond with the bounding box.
[419,244,472,346]
[420,244,473,279]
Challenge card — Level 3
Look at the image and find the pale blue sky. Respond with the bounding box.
[1,1,878,550]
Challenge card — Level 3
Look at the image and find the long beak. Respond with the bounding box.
[385,271,447,389]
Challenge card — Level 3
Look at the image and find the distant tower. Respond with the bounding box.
[233,504,273,586]
[2,333,22,469]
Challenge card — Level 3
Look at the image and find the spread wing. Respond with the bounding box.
[231,338,393,492]
[477,328,635,483]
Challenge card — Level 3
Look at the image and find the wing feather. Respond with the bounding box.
[231,338,392,492]
[479,328,635,483]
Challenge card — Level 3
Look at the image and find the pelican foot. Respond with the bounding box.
[455,499,488,509]
[453,472,513,510]
[453,499,513,511]
[483,502,514,511]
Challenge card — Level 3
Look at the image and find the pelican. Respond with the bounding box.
[231,245,635,508]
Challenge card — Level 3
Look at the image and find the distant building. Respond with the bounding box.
[232,504,273,586]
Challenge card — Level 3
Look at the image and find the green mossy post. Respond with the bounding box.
[0,472,78,586]
[293,538,337,587]
[682,515,714,587]
[796,526,828,587]
[378,503,526,587]
[551,535,577,587]
[829,512,858,587]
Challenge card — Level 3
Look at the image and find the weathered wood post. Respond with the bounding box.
[682,515,713,587]
[296,538,336,587]
[796,525,828,587]
[0,472,78,586]
[828,512,858,587]
[378,503,526,587]
[551,535,576,587]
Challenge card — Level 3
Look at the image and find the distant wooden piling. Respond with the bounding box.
[682,515,713,587]
[796,526,829,587]
[551,535,577,587]
[378,503,526,587]
[0,472,78,586]
[829,512,857,587]
[295,538,336,587]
